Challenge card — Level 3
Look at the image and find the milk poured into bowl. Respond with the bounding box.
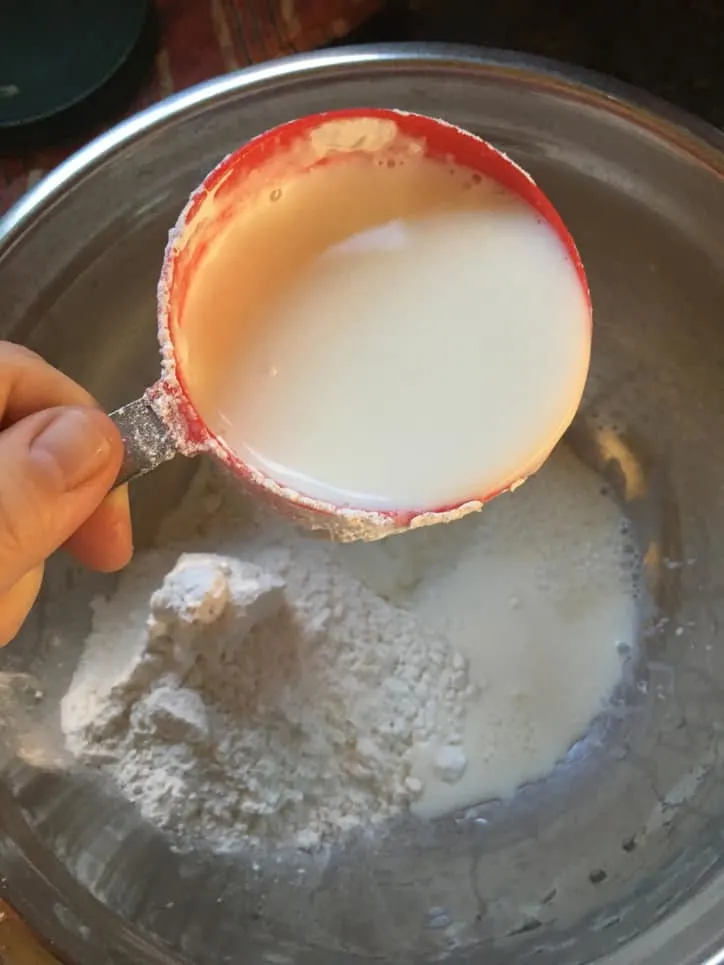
[337,446,638,819]
[179,152,590,513]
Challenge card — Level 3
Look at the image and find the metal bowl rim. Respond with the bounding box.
[1,41,724,965]
[2,41,724,254]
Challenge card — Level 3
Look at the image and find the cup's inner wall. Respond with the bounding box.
[166,108,589,515]
[1,53,724,965]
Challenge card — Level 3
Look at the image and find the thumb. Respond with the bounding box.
[0,405,123,591]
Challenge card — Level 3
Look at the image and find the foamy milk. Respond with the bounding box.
[180,153,590,512]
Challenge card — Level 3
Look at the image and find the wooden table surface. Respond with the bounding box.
[0,901,61,965]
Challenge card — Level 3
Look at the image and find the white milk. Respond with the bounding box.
[181,154,590,512]
[336,445,638,816]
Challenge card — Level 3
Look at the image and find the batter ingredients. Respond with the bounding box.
[336,445,639,817]
[61,507,476,853]
[61,446,637,854]
[179,145,590,512]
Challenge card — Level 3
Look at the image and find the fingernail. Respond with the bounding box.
[31,407,116,491]
[104,484,131,517]
[104,485,134,540]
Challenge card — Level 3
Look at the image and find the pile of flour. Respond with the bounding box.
[61,471,476,852]
[62,450,637,854]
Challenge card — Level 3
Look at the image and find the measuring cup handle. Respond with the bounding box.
[109,397,178,487]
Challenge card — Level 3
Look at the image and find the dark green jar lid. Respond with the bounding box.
[0,0,155,149]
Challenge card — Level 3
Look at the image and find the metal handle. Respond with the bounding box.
[109,396,178,487]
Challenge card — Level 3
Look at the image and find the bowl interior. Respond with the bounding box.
[1,48,724,965]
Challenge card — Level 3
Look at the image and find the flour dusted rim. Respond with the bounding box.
[151,108,592,541]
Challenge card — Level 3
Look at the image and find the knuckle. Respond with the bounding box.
[0,490,29,564]
[0,567,44,645]
[0,342,91,423]
[0,342,41,367]
[0,344,43,424]
[0,477,50,586]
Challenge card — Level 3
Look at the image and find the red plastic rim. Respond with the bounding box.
[154,107,592,535]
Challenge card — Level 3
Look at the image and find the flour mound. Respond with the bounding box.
[62,544,473,852]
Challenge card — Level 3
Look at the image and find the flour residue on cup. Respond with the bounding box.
[176,148,590,514]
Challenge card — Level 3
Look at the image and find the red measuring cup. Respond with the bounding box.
[110,108,591,542]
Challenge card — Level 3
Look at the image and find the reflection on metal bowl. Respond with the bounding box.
[1,44,724,965]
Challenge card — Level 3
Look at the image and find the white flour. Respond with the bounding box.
[61,471,476,852]
[61,448,637,854]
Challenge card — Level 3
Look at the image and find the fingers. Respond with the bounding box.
[0,343,93,427]
[0,567,44,646]
[65,486,133,572]
[0,344,133,570]
[0,488,132,647]
[0,343,135,646]
[0,405,124,593]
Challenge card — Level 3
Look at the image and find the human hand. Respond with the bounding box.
[0,343,133,645]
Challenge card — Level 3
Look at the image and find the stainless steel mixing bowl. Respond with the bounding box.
[1,44,724,965]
